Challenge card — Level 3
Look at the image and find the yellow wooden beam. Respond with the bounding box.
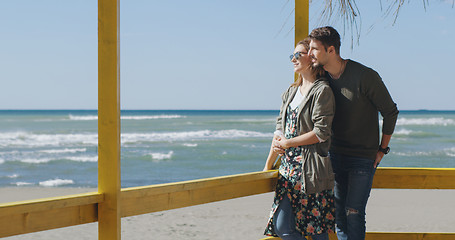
[373,167,455,189]
[98,0,121,239]
[295,0,309,45]
[2,168,455,238]
[0,192,102,238]
[294,0,309,82]
[120,171,278,217]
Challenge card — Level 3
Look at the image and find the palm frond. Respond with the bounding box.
[311,0,454,47]
[313,0,362,48]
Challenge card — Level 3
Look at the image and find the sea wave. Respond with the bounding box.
[39,178,74,187]
[39,148,87,154]
[392,129,439,138]
[68,114,185,121]
[395,117,455,126]
[446,147,455,157]
[66,156,98,162]
[215,118,276,124]
[0,129,271,148]
[20,158,54,164]
[0,132,98,147]
[68,115,98,121]
[0,158,4,164]
[19,156,97,164]
[122,129,271,143]
[121,115,185,120]
[393,129,413,136]
[395,148,455,157]
[14,182,34,186]
[148,151,174,161]
[183,143,198,147]
[0,150,19,155]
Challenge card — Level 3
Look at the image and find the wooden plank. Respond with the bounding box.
[98,0,121,239]
[0,192,102,217]
[0,203,98,238]
[120,171,278,217]
[373,167,455,189]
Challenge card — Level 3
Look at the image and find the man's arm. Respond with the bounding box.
[375,134,392,168]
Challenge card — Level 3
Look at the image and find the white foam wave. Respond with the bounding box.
[7,174,19,179]
[0,158,4,164]
[221,118,276,123]
[19,156,97,164]
[68,114,185,121]
[121,115,184,120]
[396,117,455,126]
[393,129,413,136]
[445,147,455,157]
[0,132,98,147]
[183,143,198,147]
[395,148,455,157]
[39,148,87,154]
[39,178,74,187]
[395,151,432,157]
[149,151,173,160]
[68,115,98,121]
[66,156,98,162]
[15,182,34,186]
[0,150,19,155]
[20,158,53,164]
[0,129,271,148]
[122,129,271,143]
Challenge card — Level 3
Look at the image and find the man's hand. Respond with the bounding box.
[374,151,384,168]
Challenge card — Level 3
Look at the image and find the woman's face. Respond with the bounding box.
[291,44,311,74]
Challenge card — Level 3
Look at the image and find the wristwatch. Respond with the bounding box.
[378,146,390,154]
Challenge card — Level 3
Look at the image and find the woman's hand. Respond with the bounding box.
[272,136,288,155]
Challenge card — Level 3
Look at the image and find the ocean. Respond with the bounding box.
[0,110,454,188]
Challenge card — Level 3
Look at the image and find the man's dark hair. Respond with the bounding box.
[309,26,341,55]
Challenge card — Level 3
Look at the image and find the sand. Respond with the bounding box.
[1,187,454,239]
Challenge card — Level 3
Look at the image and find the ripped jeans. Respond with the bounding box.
[329,153,376,240]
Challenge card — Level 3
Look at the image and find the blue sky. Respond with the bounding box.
[1,0,454,110]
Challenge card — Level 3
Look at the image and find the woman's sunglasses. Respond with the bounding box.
[289,52,305,61]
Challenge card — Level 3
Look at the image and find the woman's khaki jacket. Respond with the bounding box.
[276,78,336,194]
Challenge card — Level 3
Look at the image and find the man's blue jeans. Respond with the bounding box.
[329,153,376,240]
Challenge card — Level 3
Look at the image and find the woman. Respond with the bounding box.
[263,37,336,240]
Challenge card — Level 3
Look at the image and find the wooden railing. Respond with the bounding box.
[1,167,455,239]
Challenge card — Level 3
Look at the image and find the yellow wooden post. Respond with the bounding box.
[294,0,309,82]
[98,0,121,239]
[295,0,309,45]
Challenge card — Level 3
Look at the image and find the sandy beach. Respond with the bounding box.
[1,187,454,239]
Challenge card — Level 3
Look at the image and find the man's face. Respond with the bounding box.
[309,39,329,68]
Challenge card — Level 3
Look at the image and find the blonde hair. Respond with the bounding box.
[291,37,325,87]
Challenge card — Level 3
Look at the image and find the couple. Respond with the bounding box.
[263,26,399,240]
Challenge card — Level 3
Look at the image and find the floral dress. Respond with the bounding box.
[264,105,336,237]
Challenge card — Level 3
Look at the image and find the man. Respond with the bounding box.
[308,26,399,240]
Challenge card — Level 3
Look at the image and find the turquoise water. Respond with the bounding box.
[0,110,454,188]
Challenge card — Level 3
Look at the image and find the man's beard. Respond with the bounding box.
[312,61,324,68]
